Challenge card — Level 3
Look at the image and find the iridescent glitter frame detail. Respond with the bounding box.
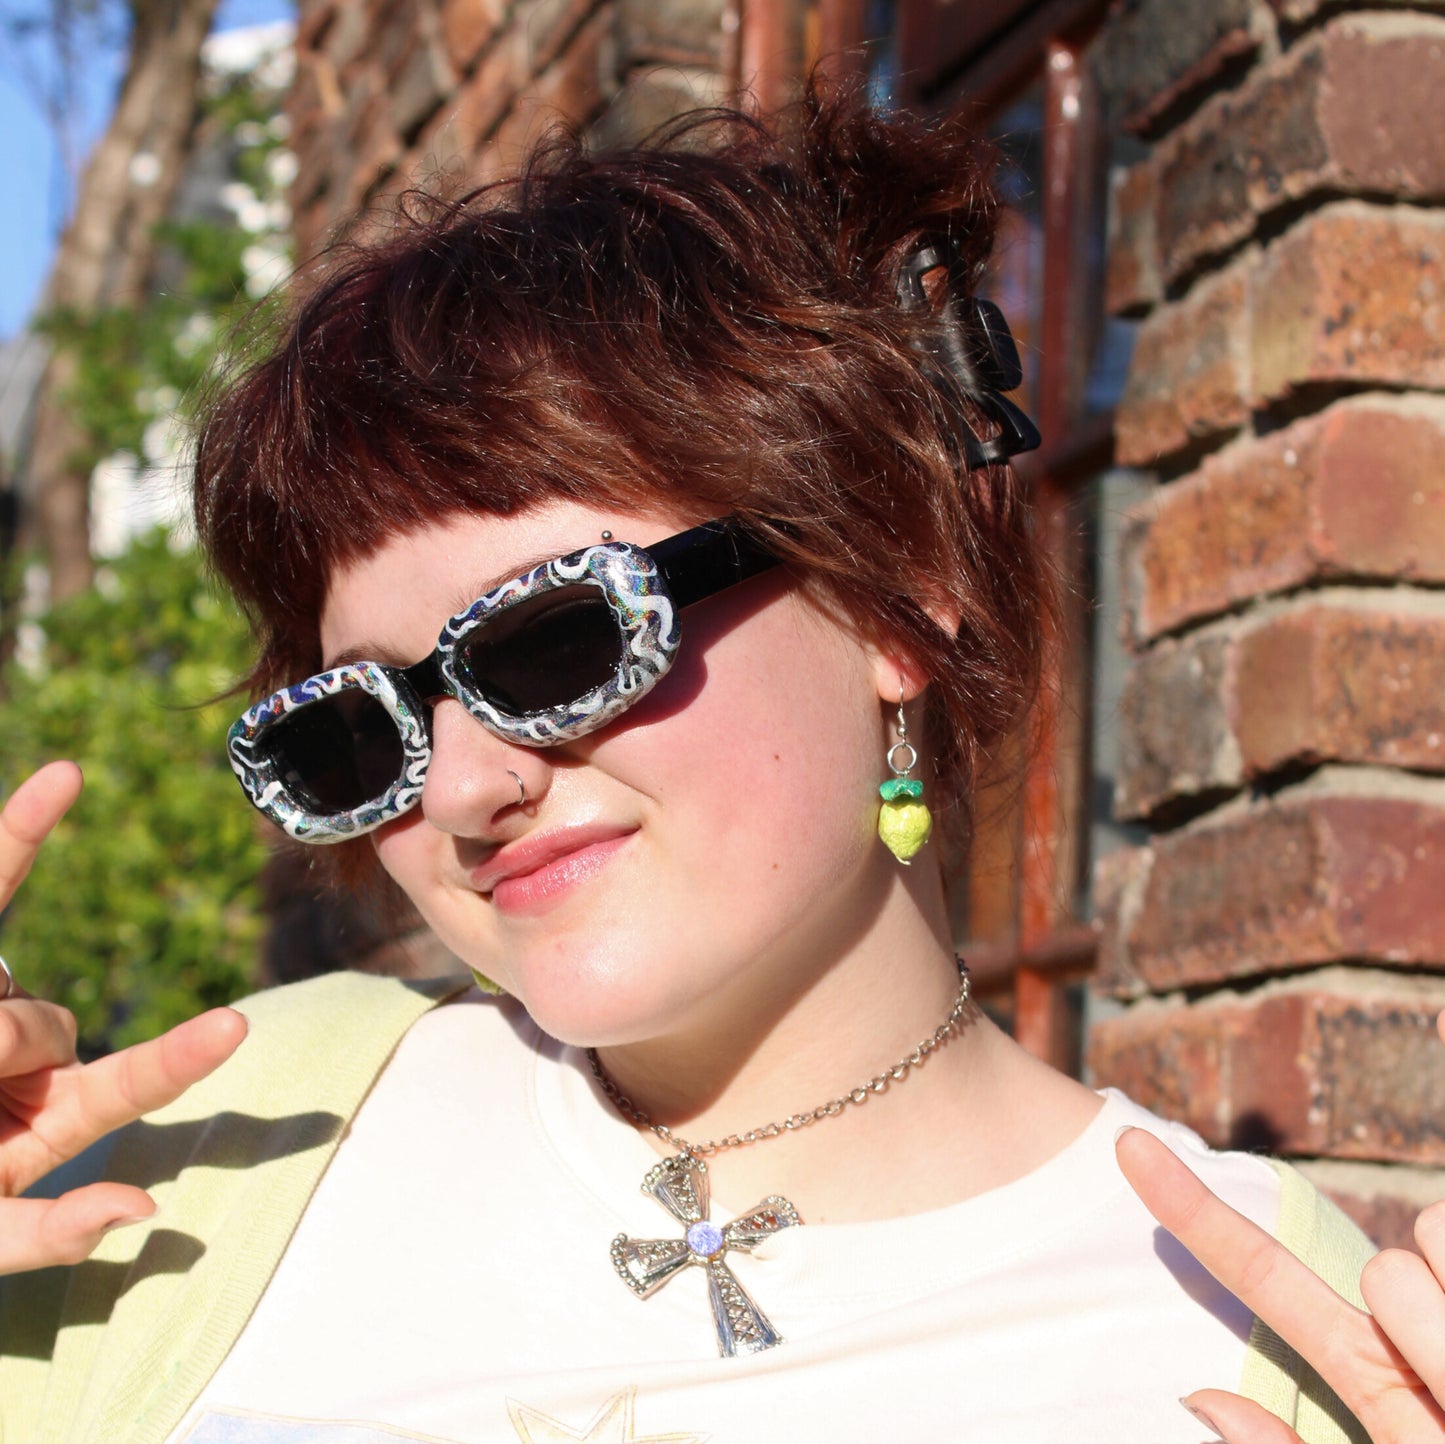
[226,542,681,843]
[436,542,678,747]
[227,660,431,843]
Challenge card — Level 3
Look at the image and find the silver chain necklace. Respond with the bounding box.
[592,958,971,1357]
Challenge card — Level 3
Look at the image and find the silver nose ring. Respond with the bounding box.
[507,770,526,807]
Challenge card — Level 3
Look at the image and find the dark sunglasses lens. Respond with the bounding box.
[259,690,405,815]
[454,584,623,714]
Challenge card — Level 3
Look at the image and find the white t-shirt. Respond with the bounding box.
[167,994,1281,1443]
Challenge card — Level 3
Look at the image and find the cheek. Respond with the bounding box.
[370,812,434,908]
[638,613,884,868]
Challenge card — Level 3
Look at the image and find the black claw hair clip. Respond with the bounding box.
[896,241,1042,470]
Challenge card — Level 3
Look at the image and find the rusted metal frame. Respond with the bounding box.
[1017,37,1085,943]
[1014,409,1114,489]
[813,0,871,85]
[736,0,802,113]
[898,0,1110,112]
[956,711,1028,952]
[968,921,1097,987]
[1010,36,1103,1066]
[895,0,1035,99]
[733,2,1111,1065]
[890,10,1112,1067]
[723,0,744,97]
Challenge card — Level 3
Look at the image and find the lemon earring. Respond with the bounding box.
[877,689,933,864]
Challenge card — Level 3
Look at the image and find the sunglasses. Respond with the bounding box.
[227,518,779,843]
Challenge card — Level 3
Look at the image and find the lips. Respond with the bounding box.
[470,825,637,914]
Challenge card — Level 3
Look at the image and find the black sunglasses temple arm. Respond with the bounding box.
[390,521,775,703]
[647,519,781,610]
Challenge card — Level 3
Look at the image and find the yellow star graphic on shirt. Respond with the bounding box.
[507,1387,706,1443]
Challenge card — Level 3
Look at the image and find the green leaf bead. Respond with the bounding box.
[879,777,924,801]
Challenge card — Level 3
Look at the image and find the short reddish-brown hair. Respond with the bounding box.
[195,87,1045,868]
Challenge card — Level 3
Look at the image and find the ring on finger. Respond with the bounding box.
[0,954,13,1001]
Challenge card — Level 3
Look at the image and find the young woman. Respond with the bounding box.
[0,91,1440,1444]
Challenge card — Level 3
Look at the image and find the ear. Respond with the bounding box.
[864,598,959,706]
[868,648,930,706]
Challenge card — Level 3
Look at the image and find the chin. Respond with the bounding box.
[513,989,675,1050]
[499,957,700,1049]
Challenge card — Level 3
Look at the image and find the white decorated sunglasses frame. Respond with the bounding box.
[226,518,779,843]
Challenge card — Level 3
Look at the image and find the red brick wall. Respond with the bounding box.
[1091,0,1445,1248]
[286,0,750,259]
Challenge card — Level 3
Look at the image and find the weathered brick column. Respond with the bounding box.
[1091,0,1445,1247]
[286,0,742,258]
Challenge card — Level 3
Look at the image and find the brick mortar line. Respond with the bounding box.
[1294,1155,1445,1206]
[1096,962,1445,1014]
[527,0,611,83]
[1113,13,1445,307]
[1129,580,1445,659]
[1143,198,1445,329]
[1128,762,1445,837]
[1124,389,1445,512]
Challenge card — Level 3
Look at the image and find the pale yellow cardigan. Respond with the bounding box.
[0,972,1374,1444]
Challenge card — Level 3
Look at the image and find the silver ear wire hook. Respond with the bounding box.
[888,685,917,779]
[878,683,931,864]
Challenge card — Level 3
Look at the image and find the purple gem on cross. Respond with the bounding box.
[685,1220,725,1258]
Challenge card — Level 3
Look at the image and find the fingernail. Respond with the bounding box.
[1180,1399,1223,1438]
[102,1213,154,1236]
[1113,1125,1136,1144]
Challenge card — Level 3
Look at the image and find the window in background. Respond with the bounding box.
[889,0,1123,1073]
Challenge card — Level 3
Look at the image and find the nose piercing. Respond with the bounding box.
[507,770,527,807]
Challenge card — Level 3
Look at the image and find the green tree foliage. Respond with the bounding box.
[0,533,265,1054]
[0,32,295,1054]
[37,56,291,479]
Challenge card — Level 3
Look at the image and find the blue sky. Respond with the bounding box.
[0,0,294,340]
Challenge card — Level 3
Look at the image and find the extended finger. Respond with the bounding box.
[0,1183,154,1275]
[0,996,79,1083]
[57,1008,247,1147]
[1183,1389,1304,1444]
[0,762,83,905]
[1361,1244,1445,1407]
[1417,1199,1445,1289]
[1116,1130,1375,1387]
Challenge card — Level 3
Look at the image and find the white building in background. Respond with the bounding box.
[0,330,48,473]
[87,18,296,561]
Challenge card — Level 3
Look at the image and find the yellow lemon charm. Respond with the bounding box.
[878,779,932,864]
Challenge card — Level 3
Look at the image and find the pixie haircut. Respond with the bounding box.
[195,88,1046,871]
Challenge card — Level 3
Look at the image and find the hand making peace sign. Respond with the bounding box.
[0,762,247,1276]
[1120,1060,1445,1443]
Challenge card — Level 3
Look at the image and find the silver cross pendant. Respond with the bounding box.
[610,1154,801,1357]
